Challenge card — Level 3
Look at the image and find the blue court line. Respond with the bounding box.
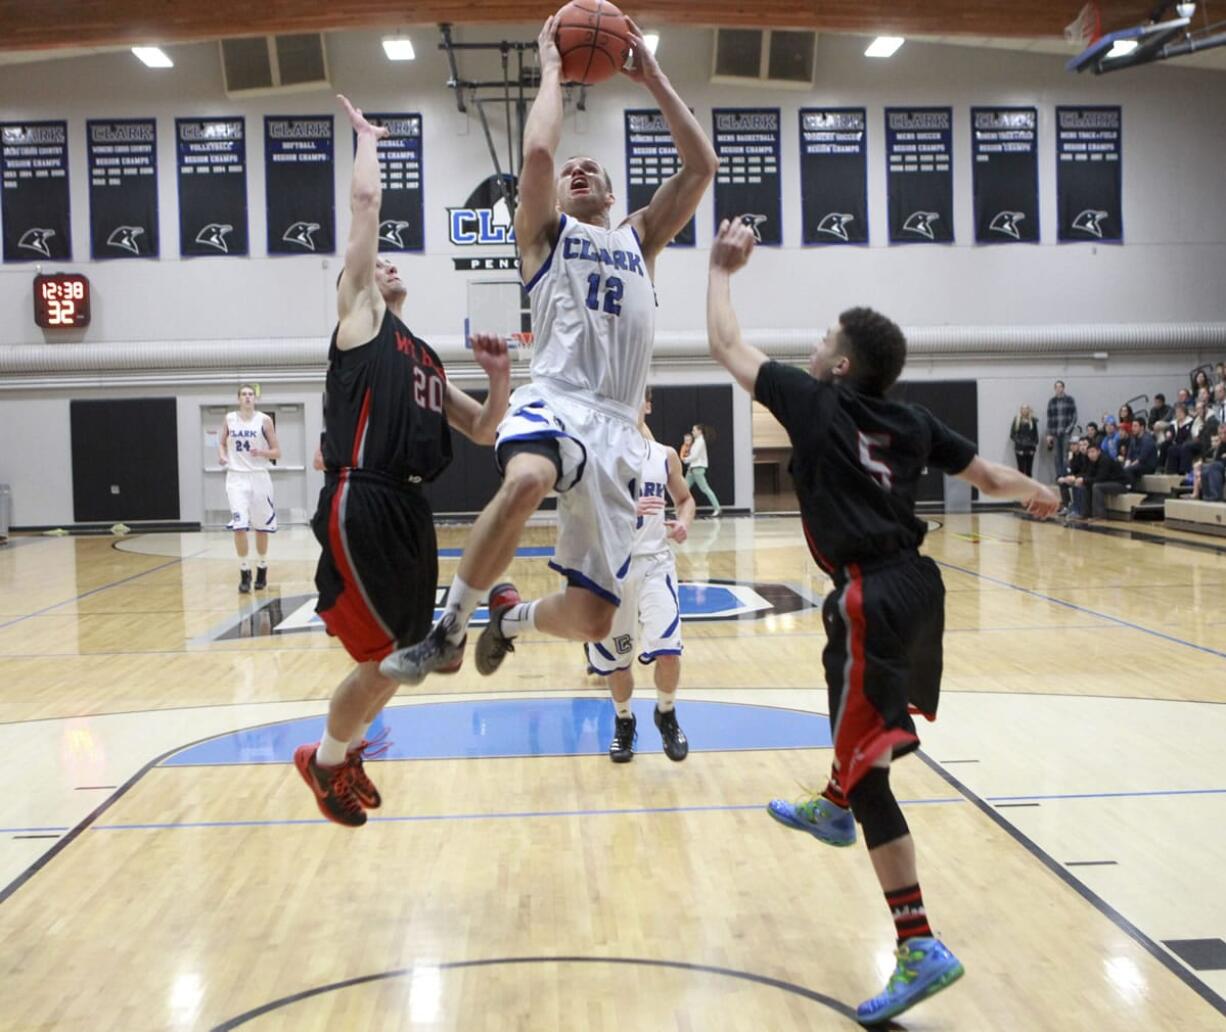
[438,545,553,558]
[986,787,1226,803]
[88,797,966,832]
[936,559,1226,662]
[0,553,200,633]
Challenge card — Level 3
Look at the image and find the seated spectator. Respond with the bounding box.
[1057,437,1088,515]
[1194,424,1226,501]
[1215,361,1226,387]
[1176,387,1193,410]
[1212,382,1226,426]
[1192,369,1213,395]
[1149,393,1173,426]
[1100,415,1122,460]
[1083,421,1100,447]
[1118,403,1135,427]
[1122,418,1158,488]
[1072,441,1126,520]
[1165,402,1197,474]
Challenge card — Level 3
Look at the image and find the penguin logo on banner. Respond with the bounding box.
[282,220,321,250]
[195,223,234,253]
[989,211,1025,240]
[1071,209,1109,238]
[739,213,769,243]
[17,227,55,257]
[378,219,411,247]
[107,225,146,254]
[902,211,940,240]
[817,213,854,241]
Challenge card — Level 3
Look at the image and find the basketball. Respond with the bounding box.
[555,0,632,85]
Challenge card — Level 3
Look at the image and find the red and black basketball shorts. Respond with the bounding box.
[312,472,438,663]
[821,550,945,795]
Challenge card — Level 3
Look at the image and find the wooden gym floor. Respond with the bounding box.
[0,512,1224,1030]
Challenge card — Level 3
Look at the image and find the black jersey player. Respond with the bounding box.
[706,217,1059,1024]
[293,95,511,827]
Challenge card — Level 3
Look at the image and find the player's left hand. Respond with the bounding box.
[1024,484,1060,519]
[470,332,511,377]
[710,218,756,273]
[665,519,688,543]
[621,18,662,84]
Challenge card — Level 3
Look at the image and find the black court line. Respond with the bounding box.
[940,759,980,764]
[995,802,1040,808]
[74,785,117,790]
[12,835,61,840]
[1066,861,1119,868]
[918,751,1226,1018]
[208,955,859,1030]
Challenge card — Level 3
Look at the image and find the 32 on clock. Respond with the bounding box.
[34,272,91,328]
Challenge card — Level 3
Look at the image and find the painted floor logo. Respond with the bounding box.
[210,580,817,642]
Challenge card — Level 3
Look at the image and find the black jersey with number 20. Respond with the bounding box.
[755,361,976,570]
[321,307,452,482]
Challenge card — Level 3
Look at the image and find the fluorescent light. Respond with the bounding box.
[1107,39,1139,58]
[382,36,415,61]
[865,36,905,58]
[131,46,173,68]
[643,32,660,55]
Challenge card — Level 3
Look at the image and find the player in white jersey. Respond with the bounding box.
[382,14,717,685]
[586,389,695,762]
[218,384,280,593]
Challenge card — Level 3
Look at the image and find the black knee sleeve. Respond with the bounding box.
[848,767,910,850]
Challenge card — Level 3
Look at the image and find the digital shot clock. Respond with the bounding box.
[33,272,91,328]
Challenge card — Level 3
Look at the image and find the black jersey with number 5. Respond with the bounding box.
[321,308,452,482]
[755,361,976,569]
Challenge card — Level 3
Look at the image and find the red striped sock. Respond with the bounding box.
[886,884,933,944]
[821,767,849,809]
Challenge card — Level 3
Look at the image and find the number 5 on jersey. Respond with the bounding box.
[858,431,893,489]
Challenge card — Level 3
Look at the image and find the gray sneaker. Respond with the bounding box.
[379,616,466,685]
[474,582,521,676]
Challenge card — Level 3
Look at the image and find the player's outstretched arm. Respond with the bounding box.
[664,448,696,542]
[515,17,564,276]
[337,95,389,326]
[956,456,1060,518]
[444,333,512,446]
[707,218,770,395]
[623,18,718,259]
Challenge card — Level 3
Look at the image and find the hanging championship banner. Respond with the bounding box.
[357,113,424,253]
[1,121,71,261]
[176,117,248,257]
[712,108,782,246]
[87,119,159,259]
[972,107,1039,244]
[265,115,335,255]
[799,108,868,246]
[624,109,695,247]
[886,107,953,244]
[1056,106,1122,243]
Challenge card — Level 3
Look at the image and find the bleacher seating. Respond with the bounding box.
[1164,498,1226,537]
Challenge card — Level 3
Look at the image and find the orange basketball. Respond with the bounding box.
[554,0,632,86]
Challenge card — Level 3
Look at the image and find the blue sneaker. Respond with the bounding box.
[856,937,964,1025]
[766,795,856,847]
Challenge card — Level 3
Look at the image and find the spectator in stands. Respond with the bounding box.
[1215,361,1226,387]
[1149,393,1173,426]
[1192,369,1212,395]
[1212,383,1226,425]
[1045,380,1077,478]
[1193,423,1226,501]
[1083,421,1100,447]
[1010,404,1039,476]
[1122,418,1158,489]
[1191,395,1217,460]
[1176,387,1193,409]
[1118,403,1135,427]
[1057,437,1088,516]
[1100,415,1122,460]
[1164,402,1197,474]
[1072,441,1126,520]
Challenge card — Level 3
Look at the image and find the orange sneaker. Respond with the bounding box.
[294,743,366,827]
[346,728,392,809]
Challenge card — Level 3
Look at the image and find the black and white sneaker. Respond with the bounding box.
[254,565,268,590]
[654,706,689,761]
[474,582,522,677]
[379,616,466,685]
[609,713,637,763]
[238,569,252,594]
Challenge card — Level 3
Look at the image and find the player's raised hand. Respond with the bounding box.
[537,15,562,75]
[338,95,389,139]
[1024,483,1060,519]
[710,218,756,274]
[621,17,662,84]
[665,519,688,544]
[469,332,511,378]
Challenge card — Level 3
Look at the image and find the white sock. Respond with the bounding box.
[500,601,538,639]
[348,721,373,751]
[443,575,484,644]
[257,560,268,569]
[240,561,250,571]
[613,697,632,719]
[656,690,676,714]
[317,731,349,768]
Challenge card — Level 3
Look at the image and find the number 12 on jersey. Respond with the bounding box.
[585,273,623,316]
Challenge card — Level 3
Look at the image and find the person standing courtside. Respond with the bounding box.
[380,15,717,686]
[685,423,722,516]
[1009,404,1039,477]
[219,384,280,593]
[705,217,1059,1024]
[589,388,696,762]
[293,95,510,827]
[1045,379,1078,478]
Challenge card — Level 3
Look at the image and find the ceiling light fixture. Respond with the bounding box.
[131,46,173,68]
[382,36,416,61]
[865,36,905,58]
